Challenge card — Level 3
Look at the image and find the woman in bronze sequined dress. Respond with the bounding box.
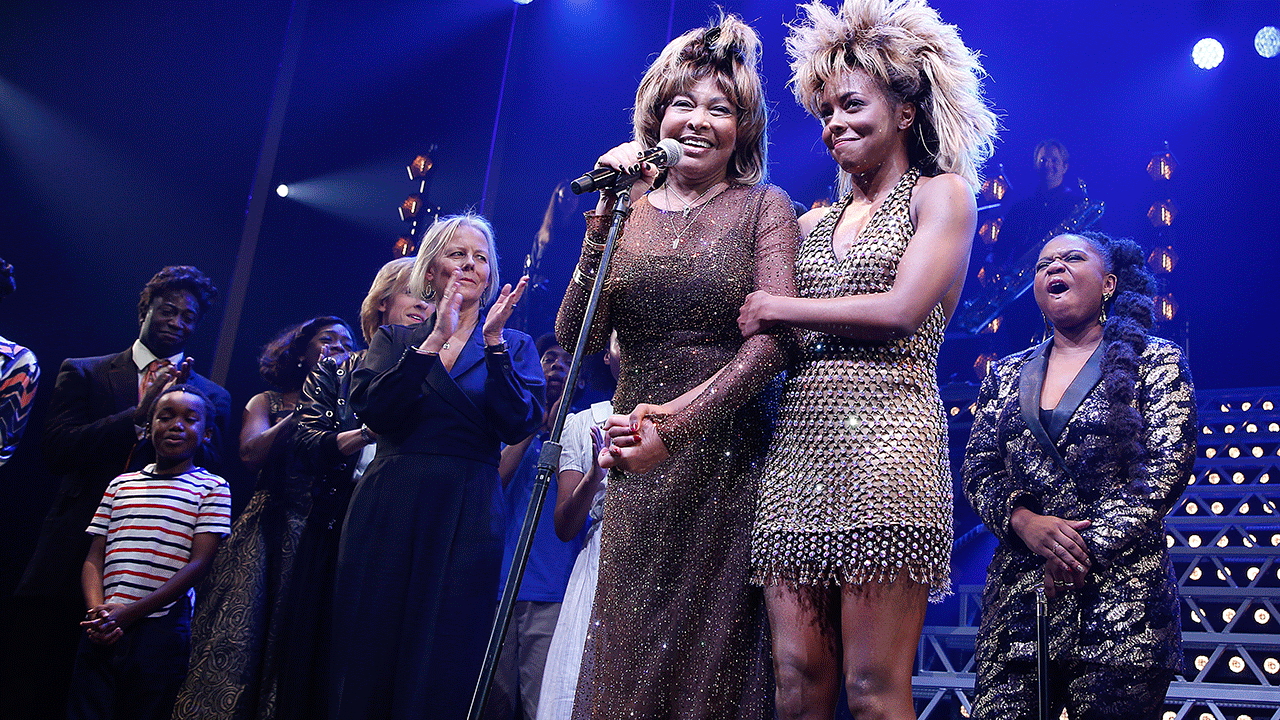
[555,14,799,720]
[734,1,997,718]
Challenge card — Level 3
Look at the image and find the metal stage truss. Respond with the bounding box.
[918,387,1280,719]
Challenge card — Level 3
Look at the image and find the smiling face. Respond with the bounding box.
[379,288,432,328]
[301,323,355,372]
[1034,234,1118,332]
[424,226,492,305]
[659,76,738,184]
[817,68,914,177]
[139,289,200,358]
[540,343,572,403]
[150,390,210,463]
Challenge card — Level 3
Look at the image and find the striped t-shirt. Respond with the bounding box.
[86,464,231,617]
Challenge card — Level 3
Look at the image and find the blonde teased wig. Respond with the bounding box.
[407,213,501,307]
[787,0,999,192]
[359,257,417,343]
[632,13,769,186]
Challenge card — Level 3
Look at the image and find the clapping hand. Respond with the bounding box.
[483,276,529,346]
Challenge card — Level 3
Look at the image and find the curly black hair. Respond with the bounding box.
[137,266,219,323]
[1076,231,1158,489]
[258,315,353,392]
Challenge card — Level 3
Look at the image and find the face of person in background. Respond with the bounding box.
[540,344,572,404]
[425,226,492,305]
[817,67,914,178]
[1036,145,1069,189]
[380,288,432,327]
[1034,234,1116,332]
[302,323,355,372]
[139,289,200,358]
[660,76,739,181]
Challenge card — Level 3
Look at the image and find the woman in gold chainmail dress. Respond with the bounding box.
[735,1,997,718]
[555,14,799,720]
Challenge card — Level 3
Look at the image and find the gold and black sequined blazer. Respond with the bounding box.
[962,336,1196,671]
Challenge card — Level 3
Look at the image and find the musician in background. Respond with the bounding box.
[996,140,1081,269]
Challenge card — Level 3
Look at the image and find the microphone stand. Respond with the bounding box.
[467,184,633,720]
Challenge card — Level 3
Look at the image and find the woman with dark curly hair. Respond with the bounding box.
[963,231,1197,719]
[174,316,355,720]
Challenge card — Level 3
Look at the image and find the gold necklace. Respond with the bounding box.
[663,182,725,249]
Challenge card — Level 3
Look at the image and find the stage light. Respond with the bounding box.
[1147,146,1177,181]
[393,236,416,258]
[1229,656,1246,673]
[981,316,1002,334]
[276,184,289,197]
[514,0,533,4]
[1211,501,1223,515]
[1148,199,1177,227]
[1155,293,1178,321]
[1194,655,1209,671]
[1188,534,1202,547]
[1225,424,1236,434]
[1258,608,1271,624]
[1185,502,1198,514]
[978,218,1001,244]
[980,165,1009,202]
[1190,566,1202,580]
[1257,26,1280,58]
[1222,608,1236,623]
[1192,38,1224,69]
[974,353,997,378]
[407,154,433,180]
[1148,246,1178,274]
[399,193,422,222]
[1266,658,1280,674]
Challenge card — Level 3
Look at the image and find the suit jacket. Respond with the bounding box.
[16,347,231,597]
[962,336,1196,672]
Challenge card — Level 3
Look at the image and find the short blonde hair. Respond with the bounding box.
[407,214,501,307]
[787,0,999,192]
[633,13,769,186]
[359,257,416,343]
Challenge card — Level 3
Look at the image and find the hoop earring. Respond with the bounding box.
[1100,292,1113,324]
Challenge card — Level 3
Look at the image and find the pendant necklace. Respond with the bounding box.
[664,181,725,249]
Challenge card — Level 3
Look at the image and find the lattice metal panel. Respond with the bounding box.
[913,387,1280,720]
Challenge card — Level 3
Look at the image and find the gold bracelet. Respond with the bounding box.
[583,235,606,250]
[572,266,598,287]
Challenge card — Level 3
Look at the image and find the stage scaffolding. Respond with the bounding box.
[919,387,1280,719]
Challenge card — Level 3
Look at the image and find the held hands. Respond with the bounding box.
[1011,506,1092,589]
[483,276,529,346]
[738,291,781,338]
[593,142,661,214]
[81,603,134,645]
[597,403,670,474]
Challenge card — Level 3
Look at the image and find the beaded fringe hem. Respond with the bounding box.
[750,524,952,602]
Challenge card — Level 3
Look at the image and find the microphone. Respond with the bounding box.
[570,138,684,195]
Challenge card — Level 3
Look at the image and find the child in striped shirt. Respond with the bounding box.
[68,384,230,720]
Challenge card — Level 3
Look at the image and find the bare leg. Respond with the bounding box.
[840,580,928,720]
[765,584,842,720]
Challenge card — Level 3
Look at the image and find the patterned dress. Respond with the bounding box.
[0,335,39,467]
[752,168,953,597]
[556,183,799,719]
[174,391,305,720]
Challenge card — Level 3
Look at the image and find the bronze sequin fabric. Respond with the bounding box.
[751,167,953,597]
[556,182,799,720]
